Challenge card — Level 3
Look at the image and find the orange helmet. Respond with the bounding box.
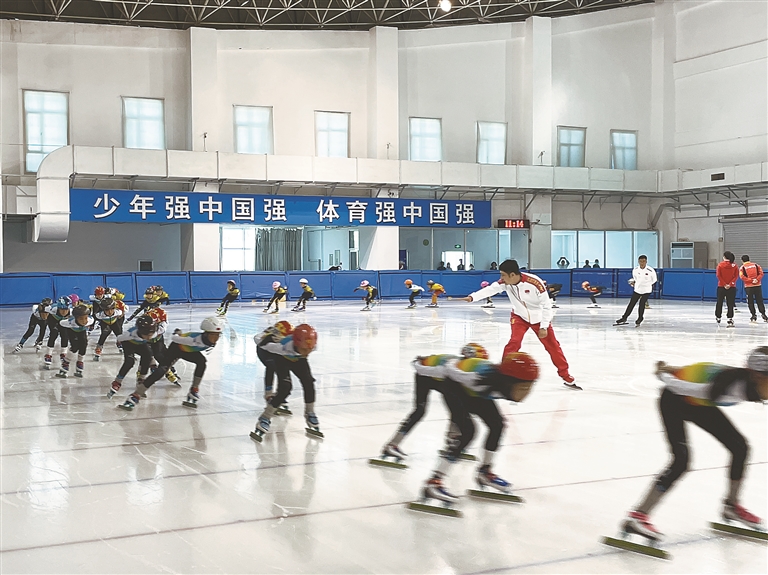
[146,307,167,324]
[499,352,539,381]
[274,320,293,337]
[460,343,489,360]
[292,324,317,356]
[94,286,106,298]
[404,279,413,286]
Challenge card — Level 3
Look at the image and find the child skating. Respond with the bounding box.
[43,296,72,370]
[93,297,125,360]
[479,281,494,308]
[426,280,445,308]
[250,324,320,442]
[264,281,288,314]
[14,298,52,353]
[354,280,379,311]
[254,320,294,414]
[547,282,563,309]
[404,279,424,309]
[217,280,240,316]
[581,281,604,308]
[604,348,768,558]
[55,305,95,379]
[292,279,314,312]
[108,315,164,399]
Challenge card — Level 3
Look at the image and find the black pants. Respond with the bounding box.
[257,346,277,392]
[20,315,47,345]
[589,288,603,304]
[365,288,379,305]
[142,343,206,390]
[655,389,748,492]
[296,292,312,307]
[444,388,505,459]
[268,354,316,407]
[66,329,88,356]
[621,292,650,321]
[117,341,154,379]
[715,286,736,320]
[46,317,69,349]
[397,375,463,436]
[220,293,238,310]
[96,318,124,347]
[409,291,421,305]
[745,286,766,317]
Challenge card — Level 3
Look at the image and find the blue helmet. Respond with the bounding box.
[56,295,72,309]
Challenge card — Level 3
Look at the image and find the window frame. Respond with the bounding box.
[409,116,443,162]
[314,110,350,158]
[610,129,638,170]
[233,105,274,155]
[556,125,587,168]
[476,121,508,165]
[22,89,70,174]
[122,96,166,150]
[220,226,256,272]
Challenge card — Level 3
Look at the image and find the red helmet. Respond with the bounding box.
[460,342,489,360]
[94,286,106,298]
[292,324,317,356]
[274,320,293,337]
[146,307,167,324]
[499,352,539,381]
[581,281,590,289]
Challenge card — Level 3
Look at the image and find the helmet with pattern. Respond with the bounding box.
[292,324,317,357]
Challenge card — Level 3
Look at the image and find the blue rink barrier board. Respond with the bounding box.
[0,269,763,307]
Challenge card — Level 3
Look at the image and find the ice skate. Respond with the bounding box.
[635,318,643,327]
[369,443,408,469]
[763,314,768,323]
[182,387,200,409]
[117,394,139,411]
[269,308,279,314]
[468,465,523,503]
[727,319,735,328]
[74,361,84,378]
[291,305,303,312]
[439,449,477,461]
[406,303,416,309]
[216,307,226,316]
[407,477,462,518]
[602,511,669,559]
[481,303,495,309]
[587,304,600,309]
[43,354,52,370]
[165,368,180,386]
[249,416,271,443]
[305,412,324,439]
[55,359,70,378]
[93,347,102,361]
[614,318,628,326]
[551,304,559,308]
[275,403,292,416]
[750,316,758,323]
[716,317,721,325]
[106,380,121,399]
[426,303,438,308]
[361,305,371,311]
[117,343,123,354]
[13,343,22,353]
[262,307,271,313]
[562,374,582,390]
[711,500,767,539]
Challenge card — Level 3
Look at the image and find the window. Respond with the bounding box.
[611,130,637,170]
[221,226,256,271]
[551,231,577,269]
[23,90,69,173]
[633,231,658,268]
[315,111,349,158]
[123,97,165,150]
[477,122,507,165]
[550,230,659,269]
[605,231,633,268]
[234,106,273,154]
[409,117,442,162]
[557,126,586,167]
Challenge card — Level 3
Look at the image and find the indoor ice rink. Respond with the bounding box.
[1,0,768,573]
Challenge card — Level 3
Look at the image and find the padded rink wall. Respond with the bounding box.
[1,269,763,307]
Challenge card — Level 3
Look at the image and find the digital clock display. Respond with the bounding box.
[497,219,530,229]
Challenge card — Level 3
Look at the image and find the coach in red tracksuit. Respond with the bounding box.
[715,251,739,326]
[739,255,767,323]
[464,259,579,390]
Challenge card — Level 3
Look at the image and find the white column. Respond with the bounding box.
[359,227,400,270]
[367,26,399,160]
[650,1,676,170]
[523,17,553,166]
[527,194,552,269]
[189,28,219,152]
[182,223,220,271]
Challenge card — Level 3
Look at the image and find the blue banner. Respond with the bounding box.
[70,189,491,228]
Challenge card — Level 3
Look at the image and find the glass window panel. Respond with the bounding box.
[557,127,586,167]
[577,230,604,268]
[611,130,637,170]
[24,91,69,173]
[477,121,507,165]
[315,111,349,157]
[221,227,244,249]
[123,97,165,150]
[221,250,244,271]
[234,106,273,154]
[409,117,442,162]
[605,231,633,268]
[551,231,577,268]
[633,231,658,268]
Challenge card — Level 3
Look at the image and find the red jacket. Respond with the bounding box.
[740,262,764,287]
[716,261,739,288]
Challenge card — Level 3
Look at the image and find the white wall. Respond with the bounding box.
[3,221,182,272]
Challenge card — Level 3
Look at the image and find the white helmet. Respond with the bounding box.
[360,280,369,287]
[747,346,768,373]
[299,278,308,284]
[200,316,226,333]
[272,281,281,289]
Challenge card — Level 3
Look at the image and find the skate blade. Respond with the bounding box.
[305,428,324,439]
[275,408,293,416]
[563,382,583,391]
[466,489,523,503]
[249,431,264,443]
[117,404,134,411]
[602,536,669,559]
[710,522,768,540]
[407,501,462,518]
[181,401,198,409]
[440,450,477,462]
[368,457,407,470]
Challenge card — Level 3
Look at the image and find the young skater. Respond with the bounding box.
[292,279,315,312]
[14,298,52,353]
[413,351,539,510]
[739,255,767,323]
[93,297,125,361]
[354,280,379,311]
[254,320,294,413]
[152,285,170,306]
[107,315,164,399]
[404,279,425,309]
[127,287,161,321]
[618,348,768,545]
[582,281,604,308]
[217,280,240,316]
[43,296,72,370]
[715,251,738,327]
[614,255,657,327]
[375,343,490,466]
[464,259,578,389]
[55,305,95,378]
[479,281,495,308]
[426,280,445,308]
[250,324,320,442]
[118,316,225,411]
[264,281,288,314]
[547,282,563,309]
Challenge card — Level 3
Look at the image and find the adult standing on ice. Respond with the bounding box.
[614,255,657,327]
[462,259,579,390]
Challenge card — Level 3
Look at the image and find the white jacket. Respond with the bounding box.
[632,265,657,295]
[469,272,553,328]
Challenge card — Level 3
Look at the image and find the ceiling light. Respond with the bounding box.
[439,0,452,12]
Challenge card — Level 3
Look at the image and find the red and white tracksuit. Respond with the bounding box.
[469,273,571,379]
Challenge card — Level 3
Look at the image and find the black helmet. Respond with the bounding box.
[136,315,156,335]
[73,305,90,318]
[144,287,154,295]
[40,298,52,307]
[99,298,116,311]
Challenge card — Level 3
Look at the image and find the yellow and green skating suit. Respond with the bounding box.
[659,362,749,407]
[172,331,215,353]
[412,354,459,380]
[445,357,502,399]
[227,285,240,297]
